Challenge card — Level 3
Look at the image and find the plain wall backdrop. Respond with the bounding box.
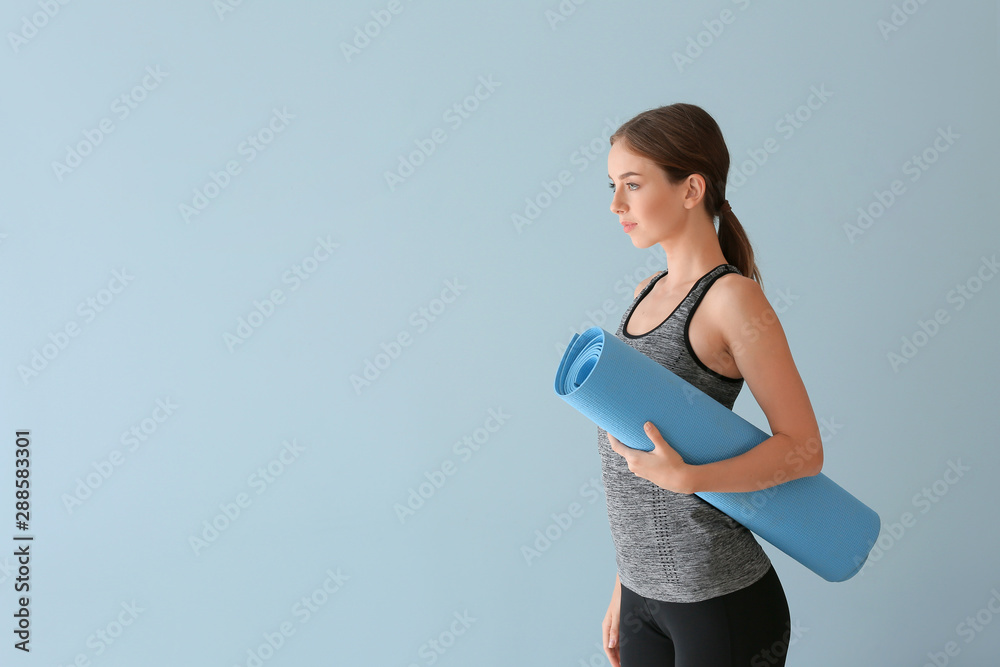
[2,0,999,665]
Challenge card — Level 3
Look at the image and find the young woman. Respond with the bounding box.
[599,103,824,667]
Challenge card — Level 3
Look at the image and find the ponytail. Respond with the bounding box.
[717,203,763,289]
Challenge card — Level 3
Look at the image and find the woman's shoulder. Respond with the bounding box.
[633,270,666,298]
[703,269,772,332]
[711,268,763,302]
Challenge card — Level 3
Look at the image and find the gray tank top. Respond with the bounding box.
[597,263,772,603]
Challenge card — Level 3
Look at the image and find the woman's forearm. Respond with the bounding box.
[686,431,822,494]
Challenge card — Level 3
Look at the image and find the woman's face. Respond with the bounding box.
[607,141,700,247]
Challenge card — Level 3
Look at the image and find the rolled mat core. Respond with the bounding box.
[553,326,880,582]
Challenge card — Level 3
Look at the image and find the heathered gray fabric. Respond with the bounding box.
[597,263,772,603]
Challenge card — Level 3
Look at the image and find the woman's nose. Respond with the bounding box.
[610,193,625,214]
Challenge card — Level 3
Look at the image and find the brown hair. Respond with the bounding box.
[609,103,763,288]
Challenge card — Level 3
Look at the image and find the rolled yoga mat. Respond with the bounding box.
[553,326,880,582]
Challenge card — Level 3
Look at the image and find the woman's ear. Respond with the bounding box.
[682,173,707,210]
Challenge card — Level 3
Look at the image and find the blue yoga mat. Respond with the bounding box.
[553,326,880,582]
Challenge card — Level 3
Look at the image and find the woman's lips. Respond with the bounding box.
[622,222,637,232]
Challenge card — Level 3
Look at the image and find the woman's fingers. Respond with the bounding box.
[603,611,621,667]
[605,643,620,667]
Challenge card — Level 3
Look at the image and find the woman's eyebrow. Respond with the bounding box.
[609,171,641,180]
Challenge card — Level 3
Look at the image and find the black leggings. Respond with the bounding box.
[618,565,792,667]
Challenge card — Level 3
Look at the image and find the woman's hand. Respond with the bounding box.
[608,422,698,494]
[603,575,622,667]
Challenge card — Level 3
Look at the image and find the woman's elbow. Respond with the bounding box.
[809,449,824,476]
[804,434,824,476]
[790,430,823,477]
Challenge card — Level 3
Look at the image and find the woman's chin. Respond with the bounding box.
[628,233,653,249]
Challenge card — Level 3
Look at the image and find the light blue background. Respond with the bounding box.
[2,0,999,665]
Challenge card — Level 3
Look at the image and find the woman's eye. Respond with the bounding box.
[608,182,637,190]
